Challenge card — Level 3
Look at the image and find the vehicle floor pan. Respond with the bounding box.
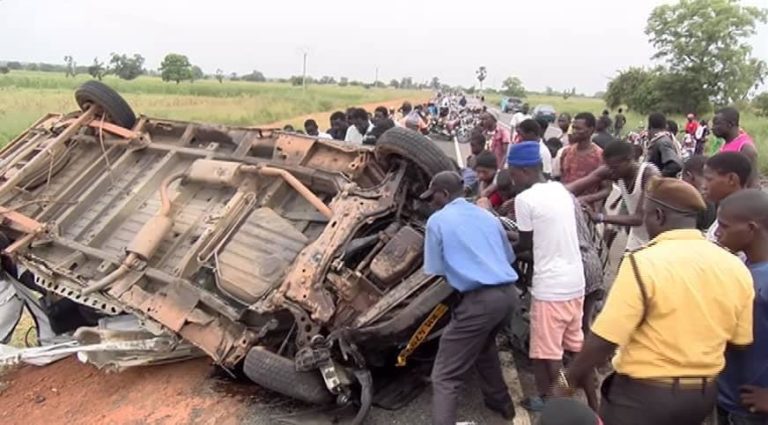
[217,207,309,303]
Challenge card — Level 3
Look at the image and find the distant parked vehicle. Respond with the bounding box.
[500,97,524,113]
[532,104,557,123]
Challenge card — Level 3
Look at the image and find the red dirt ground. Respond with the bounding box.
[0,358,257,425]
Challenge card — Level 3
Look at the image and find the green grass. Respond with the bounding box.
[0,71,426,144]
[487,93,768,173]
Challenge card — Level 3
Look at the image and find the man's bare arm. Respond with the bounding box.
[741,144,759,188]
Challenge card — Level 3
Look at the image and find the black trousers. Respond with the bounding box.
[431,284,518,425]
[600,373,717,425]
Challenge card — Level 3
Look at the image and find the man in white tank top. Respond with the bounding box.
[567,141,660,251]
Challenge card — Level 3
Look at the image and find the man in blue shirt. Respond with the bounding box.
[715,189,768,424]
[422,171,519,425]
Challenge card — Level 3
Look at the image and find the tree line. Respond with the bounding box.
[605,0,767,116]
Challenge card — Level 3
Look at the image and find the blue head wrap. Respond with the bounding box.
[507,141,542,168]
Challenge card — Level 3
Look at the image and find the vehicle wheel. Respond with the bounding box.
[75,81,137,129]
[243,346,333,405]
[375,127,457,178]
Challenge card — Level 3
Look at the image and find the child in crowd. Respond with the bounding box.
[462,132,487,196]
[473,151,501,208]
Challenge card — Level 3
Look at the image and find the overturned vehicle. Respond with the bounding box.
[0,82,460,418]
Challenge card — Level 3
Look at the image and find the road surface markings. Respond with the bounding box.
[453,136,464,168]
[490,108,512,130]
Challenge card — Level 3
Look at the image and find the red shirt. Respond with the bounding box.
[490,124,511,169]
[489,191,503,208]
[685,120,699,135]
[560,143,603,187]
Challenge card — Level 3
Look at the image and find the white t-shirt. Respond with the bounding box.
[539,141,553,175]
[515,181,585,301]
[510,112,531,130]
[552,146,565,178]
[344,123,373,144]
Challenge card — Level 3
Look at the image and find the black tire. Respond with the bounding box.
[243,346,333,405]
[375,127,457,178]
[75,80,137,129]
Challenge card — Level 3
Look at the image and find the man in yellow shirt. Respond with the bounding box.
[561,177,754,425]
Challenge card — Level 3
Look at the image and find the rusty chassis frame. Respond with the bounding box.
[0,106,445,373]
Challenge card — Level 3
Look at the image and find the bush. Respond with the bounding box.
[0,67,9,74]
[753,92,768,117]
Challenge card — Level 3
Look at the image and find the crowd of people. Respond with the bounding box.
[422,99,765,425]
[281,93,472,146]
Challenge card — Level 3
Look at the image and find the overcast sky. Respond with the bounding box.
[1,0,766,93]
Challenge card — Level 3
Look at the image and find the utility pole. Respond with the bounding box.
[302,52,308,91]
[375,67,379,86]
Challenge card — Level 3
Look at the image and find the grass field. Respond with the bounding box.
[0,71,427,144]
[487,93,768,173]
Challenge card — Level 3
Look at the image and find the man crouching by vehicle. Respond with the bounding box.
[422,171,519,424]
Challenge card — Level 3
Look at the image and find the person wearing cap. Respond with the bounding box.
[515,119,553,179]
[481,111,510,171]
[422,171,519,424]
[562,177,754,425]
[714,190,768,425]
[507,141,596,411]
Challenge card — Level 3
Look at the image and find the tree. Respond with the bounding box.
[63,55,76,78]
[318,75,336,85]
[291,75,312,86]
[159,53,193,84]
[389,79,400,89]
[502,76,526,97]
[605,67,711,115]
[752,92,768,117]
[230,72,239,81]
[6,62,22,70]
[109,53,145,80]
[242,70,266,82]
[399,77,414,89]
[88,57,104,81]
[430,76,441,90]
[215,69,224,83]
[476,66,487,90]
[338,77,349,87]
[646,0,768,104]
[191,65,204,82]
[0,66,9,74]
